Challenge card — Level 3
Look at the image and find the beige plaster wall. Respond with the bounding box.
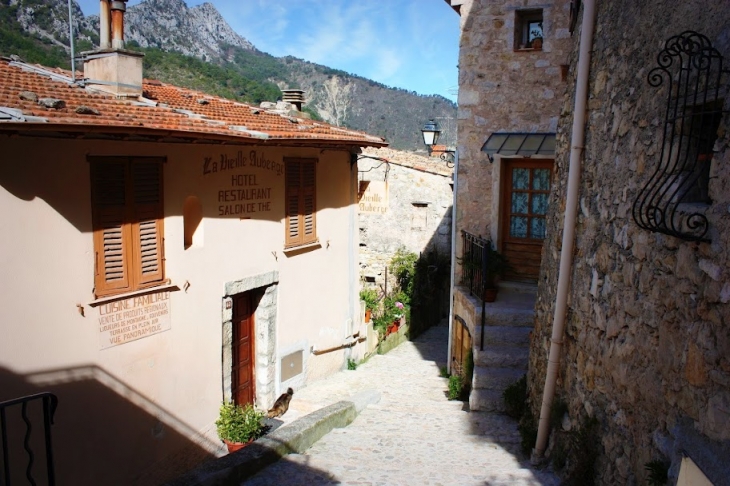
[0,136,359,484]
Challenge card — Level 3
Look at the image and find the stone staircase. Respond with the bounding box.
[469,282,536,412]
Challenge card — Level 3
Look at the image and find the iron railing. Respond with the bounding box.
[0,392,58,486]
[460,231,491,299]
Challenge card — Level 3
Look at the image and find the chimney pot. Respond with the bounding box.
[281,89,305,112]
[110,0,127,50]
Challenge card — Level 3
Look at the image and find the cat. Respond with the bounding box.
[266,387,294,418]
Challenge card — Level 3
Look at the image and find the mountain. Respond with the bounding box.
[0,0,457,151]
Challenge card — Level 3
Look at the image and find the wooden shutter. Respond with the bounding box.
[285,160,302,247]
[131,159,165,287]
[285,158,317,248]
[90,157,165,297]
[91,159,131,296]
[301,160,317,245]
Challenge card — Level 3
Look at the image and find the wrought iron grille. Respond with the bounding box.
[460,231,492,300]
[633,31,729,242]
[0,392,58,486]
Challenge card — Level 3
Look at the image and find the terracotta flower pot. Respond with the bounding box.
[483,287,498,303]
[224,438,254,453]
[365,309,372,323]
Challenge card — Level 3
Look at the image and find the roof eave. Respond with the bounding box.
[0,122,389,149]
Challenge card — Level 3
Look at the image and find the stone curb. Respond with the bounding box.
[165,395,379,486]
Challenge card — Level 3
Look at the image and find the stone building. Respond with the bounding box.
[448,0,730,484]
[444,0,572,417]
[357,147,453,291]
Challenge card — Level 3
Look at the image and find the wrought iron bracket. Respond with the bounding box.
[633,31,729,242]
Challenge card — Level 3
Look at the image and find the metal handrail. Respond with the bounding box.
[460,231,491,298]
[0,392,58,486]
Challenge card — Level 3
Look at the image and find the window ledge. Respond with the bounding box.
[89,282,179,307]
[516,47,542,52]
[283,241,321,254]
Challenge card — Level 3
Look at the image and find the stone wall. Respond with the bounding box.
[455,0,572,248]
[358,147,453,291]
[528,2,730,484]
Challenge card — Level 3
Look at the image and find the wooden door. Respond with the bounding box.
[500,159,553,282]
[232,292,255,406]
[451,319,472,377]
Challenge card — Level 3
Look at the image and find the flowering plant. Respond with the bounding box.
[394,301,404,320]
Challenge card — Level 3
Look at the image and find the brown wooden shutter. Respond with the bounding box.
[91,159,131,296]
[285,158,317,248]
[131,159,164,287]
[301,160,317,245]
[285,160,302,247]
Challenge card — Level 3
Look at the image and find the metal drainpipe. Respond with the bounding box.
[67,0,75,82]
[99,0,111,49]
[347,153,357,364]
[446,150,459,373]
[533,0,598,458]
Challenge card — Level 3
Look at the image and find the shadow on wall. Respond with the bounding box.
[0,365,220,485]
[0,141,355,233]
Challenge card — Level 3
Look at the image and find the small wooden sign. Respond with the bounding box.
[358,181,389,214]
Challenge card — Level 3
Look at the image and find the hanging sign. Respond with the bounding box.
[358,181,389,214]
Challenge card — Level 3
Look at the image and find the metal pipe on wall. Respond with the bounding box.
[99,0,111,49]
[67,0,75,81]
[446,150,458,373]
[533,0,598,458]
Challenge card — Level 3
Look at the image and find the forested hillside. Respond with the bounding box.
[0,0,456,150]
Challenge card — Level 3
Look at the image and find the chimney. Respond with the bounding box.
[281,89,305,112]
[110,1,126,50]
[99,0,111,49]
[83,0,144,97]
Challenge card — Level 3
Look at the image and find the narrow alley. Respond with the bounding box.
[243,322,559,486]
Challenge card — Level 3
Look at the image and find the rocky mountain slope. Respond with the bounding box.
[2,0,456,150]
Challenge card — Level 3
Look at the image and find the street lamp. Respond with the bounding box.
[421,119,456,167]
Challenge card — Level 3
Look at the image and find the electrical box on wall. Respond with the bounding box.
[281,350,303,382]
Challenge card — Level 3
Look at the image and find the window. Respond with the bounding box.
[284,158,317,248]
[515,9,543,50]
[679,99,723,204]
[90,157,165,297]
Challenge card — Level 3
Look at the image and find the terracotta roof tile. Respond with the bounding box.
[0,59,388,147]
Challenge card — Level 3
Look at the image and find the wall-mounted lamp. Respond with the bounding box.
[421,119,455,167]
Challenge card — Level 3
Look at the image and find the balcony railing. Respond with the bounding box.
[460,231,493,300]
[0,392,58,486]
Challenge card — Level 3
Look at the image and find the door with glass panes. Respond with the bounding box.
[499,159,553,282]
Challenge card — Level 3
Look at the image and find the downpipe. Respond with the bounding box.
[447,150,459,373]
[533,0,598,459]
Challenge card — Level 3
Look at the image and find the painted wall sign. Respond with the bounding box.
[203,150,281,217]
[358,181,389,214]
[98,292,171,349]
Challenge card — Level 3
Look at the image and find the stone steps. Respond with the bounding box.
[469,388,505,413]
[473,345,530,369]
[466,283,535,413]
[472,366,526,390]
[474,325,532,348]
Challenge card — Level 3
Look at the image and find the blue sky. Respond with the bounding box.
[75,0,460,102]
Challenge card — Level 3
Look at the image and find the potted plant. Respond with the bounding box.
[215,402,267,453]
[483,245,510,302]
[359,288,379,323]
[529,22,543,49]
